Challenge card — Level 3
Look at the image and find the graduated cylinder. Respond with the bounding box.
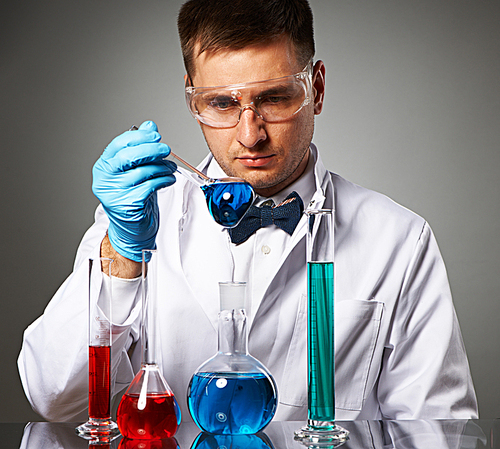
[306,209,335,425]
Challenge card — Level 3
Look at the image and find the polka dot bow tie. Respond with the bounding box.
[228,191,304,244]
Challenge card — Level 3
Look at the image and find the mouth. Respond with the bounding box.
[236,154,275,168]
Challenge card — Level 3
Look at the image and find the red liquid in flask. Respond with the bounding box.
[117,393,179,439]
[89,345,111,419]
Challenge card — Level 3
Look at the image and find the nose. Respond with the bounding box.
[236,107,267,148]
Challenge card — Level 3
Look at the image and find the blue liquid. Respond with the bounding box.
[308,262,335,423]
[187,372,277,434]
[201,181,254,228]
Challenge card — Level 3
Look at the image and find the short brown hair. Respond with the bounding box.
[177,0,315,78]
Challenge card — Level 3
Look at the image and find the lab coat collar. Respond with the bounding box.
[180,145,334,329]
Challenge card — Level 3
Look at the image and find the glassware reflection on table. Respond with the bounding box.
[118,436,180,449]
[117,249,181,440]
[129,125,255,228]
[191,432,275,449]
[187,282,278,435]
[76,258,120,442]
[294,210,349,447]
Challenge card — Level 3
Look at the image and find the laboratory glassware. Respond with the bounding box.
[187,281,278,435]
[294,210,349,447]
[76,258,120,442]
[117,249,181,440]
[129,125,255,228]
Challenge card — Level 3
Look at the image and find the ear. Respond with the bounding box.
[312,60,326,115]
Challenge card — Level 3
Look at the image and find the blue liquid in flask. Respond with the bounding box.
[201,181,254,228]
[188,371,277,435]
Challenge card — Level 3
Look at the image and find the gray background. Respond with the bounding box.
[1,0,499,422]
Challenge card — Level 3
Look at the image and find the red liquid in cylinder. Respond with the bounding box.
[89,345,111,419]
[117,393,179,439]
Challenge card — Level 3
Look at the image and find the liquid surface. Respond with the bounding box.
[117,393,179,439]
[308,262,335,422]
[89,345,111,419]
[201,181,254,227]
[188,372,277,434]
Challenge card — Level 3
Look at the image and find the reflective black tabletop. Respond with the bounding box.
[4,419,499,449]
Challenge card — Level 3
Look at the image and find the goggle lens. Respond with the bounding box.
[186,64,312,128]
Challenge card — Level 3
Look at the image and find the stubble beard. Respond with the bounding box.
[201,118,315,195]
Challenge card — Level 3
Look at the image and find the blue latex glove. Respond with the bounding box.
[92,120,177,262]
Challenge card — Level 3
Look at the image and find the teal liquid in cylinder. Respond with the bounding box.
[307,261,335,423]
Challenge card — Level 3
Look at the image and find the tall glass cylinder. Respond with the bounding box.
[76,258,120,442]
[117,249,181,440]
[295,210,349,446]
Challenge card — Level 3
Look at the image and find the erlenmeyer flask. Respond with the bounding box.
[187,282,278,435]
[117,250,181,439]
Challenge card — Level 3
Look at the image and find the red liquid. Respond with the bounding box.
[117,393,179,439]
[89,345,111,419]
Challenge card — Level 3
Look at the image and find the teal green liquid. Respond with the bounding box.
[307,261,335,423]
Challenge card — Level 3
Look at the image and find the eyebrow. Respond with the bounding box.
[256,84,294,97]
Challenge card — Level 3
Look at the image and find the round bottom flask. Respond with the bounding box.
[187,282,277,435]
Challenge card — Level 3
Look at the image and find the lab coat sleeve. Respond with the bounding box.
[377,222,478,419]
[18,205,142,422]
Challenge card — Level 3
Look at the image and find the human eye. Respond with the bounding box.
[208,95,237,111]
[257,86,295,106]
[264,94,291,104]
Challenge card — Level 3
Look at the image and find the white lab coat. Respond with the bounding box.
[18,145,478,422]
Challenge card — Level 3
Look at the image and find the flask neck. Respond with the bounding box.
[142,267,158,365]
[218,309,248,355]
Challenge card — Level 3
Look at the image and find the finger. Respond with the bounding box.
[131,173,177,203]
[106,142,172,172]
[138,120,159,132]
[102,128,162,160]
[114,161,177,188]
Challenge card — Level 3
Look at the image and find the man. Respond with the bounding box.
[19,0,477,422]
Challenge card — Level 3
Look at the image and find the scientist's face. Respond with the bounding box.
[188,36,325,197]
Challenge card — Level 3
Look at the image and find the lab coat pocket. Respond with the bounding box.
[335,299,384,411]
[279,297,384,410]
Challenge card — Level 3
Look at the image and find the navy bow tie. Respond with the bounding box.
[228,191,304,244]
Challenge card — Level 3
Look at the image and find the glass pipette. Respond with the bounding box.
[129,125,255,228]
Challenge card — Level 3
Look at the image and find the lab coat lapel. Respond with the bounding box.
[249,148,334,328]
[177,177,234,331]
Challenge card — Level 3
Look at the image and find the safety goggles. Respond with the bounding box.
[185,62,313,129]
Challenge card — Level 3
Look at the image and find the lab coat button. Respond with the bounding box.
[261,245,271,255]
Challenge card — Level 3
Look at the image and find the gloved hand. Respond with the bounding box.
[92,120,177,262]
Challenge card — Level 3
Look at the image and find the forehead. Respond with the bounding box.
[191,36,301,87]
